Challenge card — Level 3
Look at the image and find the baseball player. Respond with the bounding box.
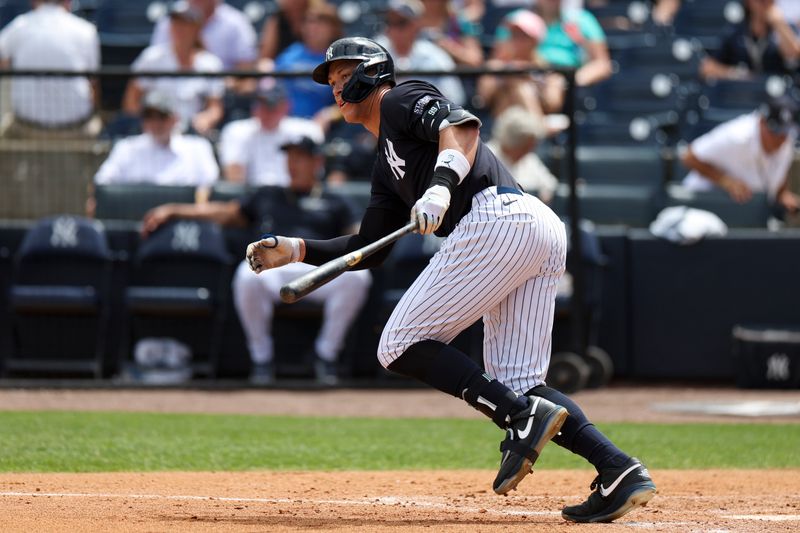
[246,37,655,522]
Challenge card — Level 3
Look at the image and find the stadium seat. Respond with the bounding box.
[554,146,667,187]
[551,183,660,227]
[94,183,198,221]
[5,216,112,377]
[664,184,772,228]
[225,0,275,30]
[325,181,372,220]
[123,219,233,378]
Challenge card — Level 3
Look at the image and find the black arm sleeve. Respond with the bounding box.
[303,206,409,270]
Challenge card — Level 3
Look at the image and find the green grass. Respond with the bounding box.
[0,411,798,472]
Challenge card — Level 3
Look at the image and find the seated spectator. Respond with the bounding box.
[375,0,466,106]
[0,0,101,139]
[700,0,800,81]
[218,81,324,186]
[478,9,551,118]
[141,134,371,385]
[258,0,308,63]
[682,95,800,214]
[272,2,342,122]
[418,0,484,66]
[122,1,225,136]
[486,106,558,204]
[150,0,257,71]
[536,0,613,112]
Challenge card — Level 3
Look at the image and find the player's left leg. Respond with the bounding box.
[525,384,656,522]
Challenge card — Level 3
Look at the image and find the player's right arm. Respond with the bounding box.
[141,200,248,237]
[682,146,752,203]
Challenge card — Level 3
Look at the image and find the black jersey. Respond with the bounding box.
[239,186,354,240]
[368,80,520,237]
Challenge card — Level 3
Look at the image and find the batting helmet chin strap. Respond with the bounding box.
[341,55,394,103]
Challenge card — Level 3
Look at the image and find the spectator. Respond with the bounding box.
[536,0,613,112]
[478,9,552,118]
[700,0,800,81]
[486,106,557,203]
[418,0,484,66]
[88,91,219,216]
[376,0,467,105]
[141,134,371,385]
[218,81,324,186]
[650,0,681,26]
[0,0,100,139]
[258,0,309,62]
[269,1,341,125]
[123,1,225,136]
[150,0,257,71]
[682,95,800,214]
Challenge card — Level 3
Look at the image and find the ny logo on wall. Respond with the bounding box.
[765,353,791,382]
[50,217,79,248]
[171,222,201,252]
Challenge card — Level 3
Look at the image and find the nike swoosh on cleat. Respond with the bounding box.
[599,464,642,497]
[516,414,534,439]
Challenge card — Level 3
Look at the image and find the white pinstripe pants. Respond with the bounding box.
[377,186,567,394]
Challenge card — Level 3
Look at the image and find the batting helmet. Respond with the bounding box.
[312,37,395,103]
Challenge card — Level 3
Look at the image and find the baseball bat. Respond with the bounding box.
[280,221,418,303]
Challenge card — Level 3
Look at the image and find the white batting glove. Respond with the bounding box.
[246,234,303,273]
[411,185,451,235]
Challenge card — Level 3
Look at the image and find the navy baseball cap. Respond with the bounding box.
[280,135,323,155]
[761,94,800,134]
[254,81,288,107]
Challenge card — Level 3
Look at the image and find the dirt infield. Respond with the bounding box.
[1,386,799,531]
[1,470,799,532]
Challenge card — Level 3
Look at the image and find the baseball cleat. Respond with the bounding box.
[492,396,568,495]
[561,457,656,523]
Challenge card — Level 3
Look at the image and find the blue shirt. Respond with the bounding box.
[274,43,335,118]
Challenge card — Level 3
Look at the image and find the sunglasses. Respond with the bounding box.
[142,109,171,120]
[386,17,412,28]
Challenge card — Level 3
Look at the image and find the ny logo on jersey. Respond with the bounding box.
[384,139,405,180]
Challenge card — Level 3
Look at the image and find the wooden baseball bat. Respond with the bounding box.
[280,221,418,303]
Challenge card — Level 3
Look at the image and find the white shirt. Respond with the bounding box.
[683,112,796,200]
[777,0,800,25]
[487,140,558,198]
[218,116,323,186]
[375,36,466,106]
[94,132,220,186]
[132,44,225,132]
[0,4,99,125]
[150,3,257,69]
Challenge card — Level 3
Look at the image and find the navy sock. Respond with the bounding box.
[388,340,526,429]
[526,385,629,472]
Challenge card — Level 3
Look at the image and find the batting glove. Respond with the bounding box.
[246,234,303,273]
[411,184,451,235]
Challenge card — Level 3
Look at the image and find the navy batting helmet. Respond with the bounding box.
[312,37,395,103]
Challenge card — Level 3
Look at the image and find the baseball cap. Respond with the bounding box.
[254,80,288,107]
[492,106,547,146]
[168,0,204,24]
[504,9,547,41]
[387,0,424,20]
[280,134,323,155]
[141,90,176,115]
[761,94,800,134]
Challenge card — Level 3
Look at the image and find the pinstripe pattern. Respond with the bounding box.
[378,187,567,394]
